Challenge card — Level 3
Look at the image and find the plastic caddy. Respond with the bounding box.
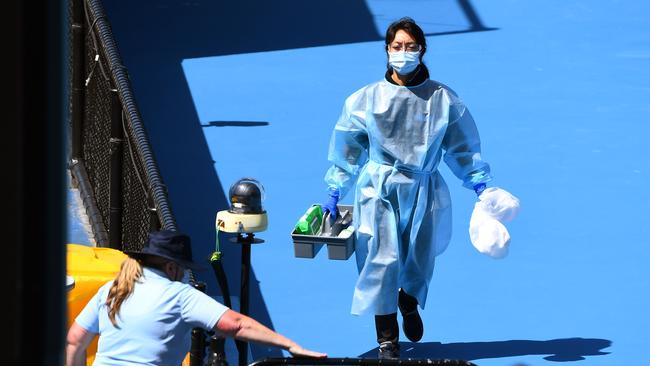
[291,204,355,260]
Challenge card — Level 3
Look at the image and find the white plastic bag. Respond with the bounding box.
[476,187,520,222]
[469,187,520,259]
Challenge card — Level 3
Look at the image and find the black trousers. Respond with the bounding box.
[375,313,399,344]
[375,289,418,344]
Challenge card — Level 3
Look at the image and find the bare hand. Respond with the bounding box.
[288,344,327,358]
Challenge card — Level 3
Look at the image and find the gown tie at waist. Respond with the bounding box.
[370,158,435,176]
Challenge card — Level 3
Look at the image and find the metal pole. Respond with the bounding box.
[249,358,478,366]
[148,193,161,232]
[190,281,208,366]
[190,328,206,366]
[240,236,251,316]
[70,0,85,160]
[108,88,123,249]
[207,334,229,366]
[237,233,253,366]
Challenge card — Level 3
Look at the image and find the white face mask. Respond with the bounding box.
[388,51,421,75]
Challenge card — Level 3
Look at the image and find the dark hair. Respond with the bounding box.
[385,17,427,61]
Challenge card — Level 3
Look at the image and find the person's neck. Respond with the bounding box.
[391,71,410,86]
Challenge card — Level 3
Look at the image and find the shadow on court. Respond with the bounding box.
[359,337,612,362]
[100,0,494,359]
[101,1,381,359]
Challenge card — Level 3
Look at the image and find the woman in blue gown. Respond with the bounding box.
[322,17,492,358]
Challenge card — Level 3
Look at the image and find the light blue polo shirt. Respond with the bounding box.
[76,267,229,365]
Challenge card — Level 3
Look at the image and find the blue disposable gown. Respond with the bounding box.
[324,78,492,315]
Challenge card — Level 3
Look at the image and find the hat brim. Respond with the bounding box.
[125,251,208,271]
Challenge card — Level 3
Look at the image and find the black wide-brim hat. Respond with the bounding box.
[124,230,207,271]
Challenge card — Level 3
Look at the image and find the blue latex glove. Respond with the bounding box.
[473,183,487,197]
[322,188,340,221]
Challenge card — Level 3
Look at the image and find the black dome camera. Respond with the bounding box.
[228,178,265,215]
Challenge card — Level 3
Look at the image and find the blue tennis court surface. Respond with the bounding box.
[81,1,650,364]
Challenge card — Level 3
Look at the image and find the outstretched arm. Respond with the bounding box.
[66,322,96,366]
[214,310,326,358]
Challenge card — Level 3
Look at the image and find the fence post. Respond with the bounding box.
[70,0,85,160]
[109,87,124,250]
[148,193,161,232]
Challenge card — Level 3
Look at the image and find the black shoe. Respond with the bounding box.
[398,290,424,342]
[378,341,400,359]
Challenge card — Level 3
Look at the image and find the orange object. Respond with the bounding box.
[66,244,193,364]
[66,244,127,365]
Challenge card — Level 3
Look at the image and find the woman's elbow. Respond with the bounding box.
[67,322,93,351]
[213,310,246,338]
[66,323,94,365]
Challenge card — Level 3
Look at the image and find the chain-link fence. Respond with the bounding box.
[68,0,177,250]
